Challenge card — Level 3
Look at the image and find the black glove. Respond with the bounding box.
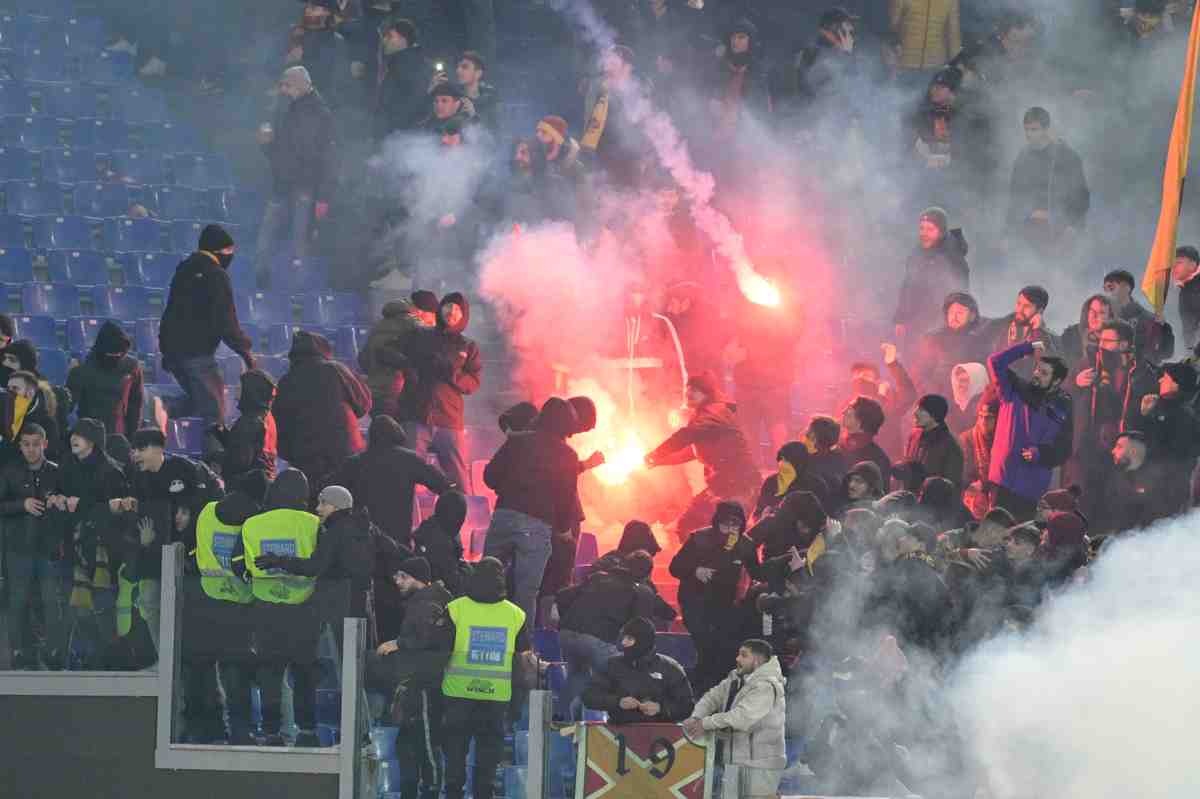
[255,553,284,571]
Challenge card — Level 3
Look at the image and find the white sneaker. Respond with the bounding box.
[139,56,167,77]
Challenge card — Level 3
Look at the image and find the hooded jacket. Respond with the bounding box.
[891,0,961,69]
[335,414,451,544]
[274,331,372,472]
[669,509,759,611]
[66,321,143,439]
[159,251,253,363]
[987,342,1074,502]
[839,460,886,516]
[753,441,831,519]
[398,293,482,431]
[556,563,663,644]
[582,619,694,725]
[647,400,759,498]
[0,380,62,465]
[893,232,970,336]
[916,291,989,392]
[220,369,278,481]
[483,397,582,532]
[903,422,964,489]
[1061,294,1112,367]
[691,656,787,769]
[412,490,469,596]
[358,300,423,419]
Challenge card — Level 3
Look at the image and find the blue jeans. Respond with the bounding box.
[559,629,618,721]
[482,508,552,628]
[166,354,224,426]
[6,554,68,658]
[403,422,471,494]
[255,191,314,286]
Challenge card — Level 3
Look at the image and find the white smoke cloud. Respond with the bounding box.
[950,518,1200,798]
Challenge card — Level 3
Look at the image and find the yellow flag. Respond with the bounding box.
[1143,6,1200,313]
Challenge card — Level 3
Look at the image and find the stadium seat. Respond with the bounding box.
[47,249,109,285]
[107,217,165,251]
[12,313,56,347]
[88,50,134,85]
[127,251,176,287]
[0,213,25,246]
[22,282,80,316]
[248,290,293,325]
[260,322,295,356]
[257,355,288,380]
[69,118,128,150]
[140,122,202,153]
[217,354,243,386]
[39,83,99,119]
[533,630,561,661]
[0,245,32,282]
[133,317,159,354]
[39,147,98,183]
[172,153,233,189]
[575,532,598,566]
[112,87,166,125]
[65,315,118,354]
[656,634,698,669]
[151,185,201,221]
[93,284,163,318]
[64,17,107,54]
[268,253,328,292]
[465,494,491,533]
[32,215,94,250]
[1,116,59,149]
[108,150,165,185]
[5,179,62,214]
[301,291,368,326]
[23,47,68,82]
[168,219,205,252]
[168,417,205,455]
[0,146,31,180]
[36,346,67,384]
[0,83,30,116]
[211,187,260,224]
[332,325,367,361]
[73,181,130,217]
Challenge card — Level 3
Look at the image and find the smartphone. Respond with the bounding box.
[435,62,444,72]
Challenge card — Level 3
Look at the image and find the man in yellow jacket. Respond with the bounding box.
[890,0,961,71]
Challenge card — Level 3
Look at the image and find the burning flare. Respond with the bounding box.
[595,431,647,486]
[735,262,782,307]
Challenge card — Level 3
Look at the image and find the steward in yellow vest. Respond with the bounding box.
[192,471,270,603]
[242,469,319,604]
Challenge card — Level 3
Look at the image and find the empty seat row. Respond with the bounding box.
[235,290,369,327]
[0,82,166,122]
[0,248,187,287]
[0,14,107,55]
[0,215,244,251]
[0,149,232,187]
[0,47,135,85]
[0,117,203,153]
[0,281,164,318]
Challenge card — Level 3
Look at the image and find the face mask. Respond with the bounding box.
[728,50,752,67]
[776,461,797,497]
[1099,349,1124,371]
[218,252,235,270]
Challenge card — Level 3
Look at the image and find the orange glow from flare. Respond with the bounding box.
[595,432,647,486]
[736,266,782,307]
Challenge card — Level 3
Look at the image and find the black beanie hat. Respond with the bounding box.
[233,469,272,505]
[499,401,539,433]
[1176,245,1200,264]
[395,556,432,583]
[711,500,746,532]
[410,290,439,313]
[781,490,827,536]
[920,206,949,237]
[918,394,949,424]
[1019,284,1050,311]
[5,339,37,373]
[1162,361,1200,395]
[568,396,597,434]
[131,427,167,449]
[198,223,234,252]
[71,417,106,451]
[620,616,656,661]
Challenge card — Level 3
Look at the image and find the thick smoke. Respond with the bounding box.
[951,518,1200,798]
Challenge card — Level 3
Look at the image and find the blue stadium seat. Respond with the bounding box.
[465,495,491,533]
[65,315,117,354]
[64,17,107,53]
[0,82,30,115]
[259,323,295,356]
[269,253,328,292]
[211,187,260,224]
[112,87,165,124]
[574,532,598,566]
[533,630,561,661]
[127,251,176,287]
[22,282,80,316]
[108,150,165,185]
[332,325,367,362]
[169,219,206,252]
[93,284,163,318]
[133,318,159,354]
[69,118,128,150]
[248,290,293,324]
[88,51,134,85]
[1,116,59,148]
[36,346,67,384]
[23,47,68,82]
[151,185,201,221]
[0,213,24,246]
[73,181,129,217]
[39,147,98,183]
[168,417,205,455]
[0,48,19,82]
[107,217,165,251]
[140,122,202,153]
[39,83,99,119]
[5,179,62,214]
[0,245,31,282]
[47,249,109,285]
[13,314,57,348]
[257,355,288,380]
[217,354,243,386]
[32,215,94,249]
[18,18,67,52]
[0,146,31,180]
[172,153,232,189]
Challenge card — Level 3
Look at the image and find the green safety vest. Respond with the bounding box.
[194,501,254,604]
[241,508,321,604]
[116,564,135,636]
[441,597,526,703]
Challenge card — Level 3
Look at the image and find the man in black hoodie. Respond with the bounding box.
[66,320,144,440]
[669,501,758,693]
[159,223,255,425]
[753,441,830,521]
[333,414,451,546]
[212,369,277,482]
[915,291,989,392]
[274,331,372,496]
[412,490,469,596]
[374,17,430,139]
[483,396,581,626]
[893,208,970,345]
[582,616,694,725]
[399,292,481,493]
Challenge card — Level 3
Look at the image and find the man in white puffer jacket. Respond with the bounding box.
[682,639,787,798]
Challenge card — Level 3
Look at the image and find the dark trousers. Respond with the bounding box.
[681,600,735,696]
[441,697,506,799]
[183,657,226,741]
[257,660,318,733]
[221,660,256,742]
[166,355,225,426]
[6,554,67,658]
[396,686,444,799]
